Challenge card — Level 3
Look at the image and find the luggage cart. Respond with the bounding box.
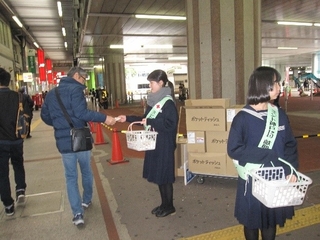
[183,161,238,186]
[191,172,237,184]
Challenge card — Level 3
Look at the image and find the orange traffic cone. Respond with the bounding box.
[89,121,96,133]
[107,128,129,165]
[94,123,108,145]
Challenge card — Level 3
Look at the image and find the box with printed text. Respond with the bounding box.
[206,131,229,153]
[185,107,226,131]
[188,152,227,175]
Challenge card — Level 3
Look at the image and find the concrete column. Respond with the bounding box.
[312,52,320,78]
[104,53,126,104]
[186,0,261,105]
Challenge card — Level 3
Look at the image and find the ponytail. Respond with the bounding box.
[167,81,175,101]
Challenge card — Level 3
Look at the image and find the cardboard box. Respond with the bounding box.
[206,131,229,153]
[185,107,226,131]
[226,156,238,177]
[226,105,245,131]
[174,143,187,177]
[188,152,227,175]
[176,167,185,177]
[185,98,230,108]
[187,131,205,152]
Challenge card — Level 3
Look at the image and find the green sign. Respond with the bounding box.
[28,56,36,74]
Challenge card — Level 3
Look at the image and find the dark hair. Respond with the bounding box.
[247,66,281,105]
[147,69,175,99]
[67,66,87,78]
[0,68,11,86]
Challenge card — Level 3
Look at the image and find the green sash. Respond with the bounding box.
[145,96,172,130]
[234,103,279,180]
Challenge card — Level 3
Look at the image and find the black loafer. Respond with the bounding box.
[151,206,161,214]
[155,207,176,217]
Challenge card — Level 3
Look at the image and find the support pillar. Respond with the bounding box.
[104,54,126,104]
[312,52,320,78]
[186,0,261,105]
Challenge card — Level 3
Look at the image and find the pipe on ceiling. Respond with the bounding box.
[78,0,92,55]
[0,0,40,49]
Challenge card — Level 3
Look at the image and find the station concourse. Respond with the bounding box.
[1,91,320,240]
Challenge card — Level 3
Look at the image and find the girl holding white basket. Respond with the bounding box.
[117,69,178,218]
[227,66,299,240]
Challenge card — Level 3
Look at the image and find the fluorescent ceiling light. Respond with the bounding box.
[125,57,145,61]
[57,1,63,17]
[64,42,68,48]
[62,27,66,36]
[277,21,312,26]
[33,42,39,48]
[314,23,320,27]
[12,16,23,28]
[277,47,298,50]
[142,45,172,49]
[110,45,124,49]
[110,44,172,49]
[135,14,186,20]
[168,57,188,60]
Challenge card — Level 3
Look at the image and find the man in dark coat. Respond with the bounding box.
[0,68,27,216]
[41,66,116,225]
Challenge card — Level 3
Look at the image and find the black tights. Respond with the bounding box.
[158,183,174,209]
[244,226,276,240]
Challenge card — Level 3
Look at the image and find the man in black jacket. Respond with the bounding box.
[0,68,27,216]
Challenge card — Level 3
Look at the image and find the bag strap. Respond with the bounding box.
[18,92,24,111]
[55,87,74,128]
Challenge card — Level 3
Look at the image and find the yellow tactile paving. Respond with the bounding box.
[181,204,320,240]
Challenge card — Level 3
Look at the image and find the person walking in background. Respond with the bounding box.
[227,66,298,240]
[178,83,186,101]
[117,69,179,217]
[91,88,96,104]
[0,68,27,216]
[41,66,116,226]
[19,87,34,138]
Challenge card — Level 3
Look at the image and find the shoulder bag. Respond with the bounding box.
[16,93,30,139]
[55,88,93,152]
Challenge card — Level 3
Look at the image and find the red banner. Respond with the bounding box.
[53,71,64,85]
[46,59,53,84]
[37,49,46,81]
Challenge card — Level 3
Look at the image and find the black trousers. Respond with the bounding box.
[0,141,26,206]
[27,117,32,137]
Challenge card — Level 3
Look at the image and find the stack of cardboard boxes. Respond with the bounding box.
[175,99,244,178]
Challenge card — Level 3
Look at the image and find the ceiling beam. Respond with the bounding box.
[85,34,186,37]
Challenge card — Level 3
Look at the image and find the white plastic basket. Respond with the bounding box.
[125,121,158,151]
[251,166,312,208]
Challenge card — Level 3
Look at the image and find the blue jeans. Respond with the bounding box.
[61,151,93,216]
